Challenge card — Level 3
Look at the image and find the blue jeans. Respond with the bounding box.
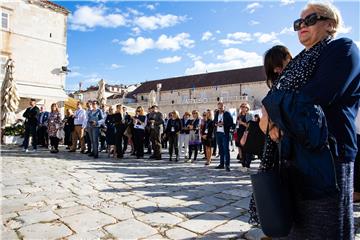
[88,127,99,156]
[216,132,230,167]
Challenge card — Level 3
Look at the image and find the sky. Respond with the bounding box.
[58,0,360,91]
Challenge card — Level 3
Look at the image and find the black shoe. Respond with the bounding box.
[169,158,172,161]
[94,155,98,159]
[215,165,224,169]
[85,151,91,154]
[88,153,94,157]
[226,167,231,172]
[155,157,162,160]
[80,150,86,154]
[237,154,240,160]
[117,155,123,159]
[69,150,76,152]
[149,155,156,159]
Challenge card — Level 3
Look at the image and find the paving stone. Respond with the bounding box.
[17,210,59,226]
[231,197,252,210]
[127,199,159,213]
[104,219,158,239]
[100,205,135,221]
[184,201,217,212]
[166,227,198,239]
[18,222,72,239]
[67,229,107,240]
[223,189,252,198]
[212,205,247,219]
[198,196,231,207]
[1,229,19,240]
[54,205,91,218]
[150,196,187,207]
[138,212,184,227]
[146,233,169,239]
[178,213,228,234]
[244,228,266,240]
[61,210,116,233]
[211,218,252,239]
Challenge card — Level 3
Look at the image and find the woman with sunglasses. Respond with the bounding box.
[259,2,359,238]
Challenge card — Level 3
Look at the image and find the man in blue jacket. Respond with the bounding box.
[37,105,49,148]
[214,102,234,171]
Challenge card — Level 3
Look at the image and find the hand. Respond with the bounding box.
[269,125,283,142]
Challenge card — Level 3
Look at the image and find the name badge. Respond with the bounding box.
[204,129,208,134]
[171,127,175,132]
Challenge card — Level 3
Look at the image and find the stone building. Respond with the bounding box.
[125,66,267,115]
[71,83,141,106]
[1,0,69,112]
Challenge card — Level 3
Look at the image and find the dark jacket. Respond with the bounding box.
[300,38,360,162]
[38,111,49,125]
[23,106,40,126]
[180,118,192,134]
[165,118,182,135]
[263,90,339,199]
[214,111,233,135]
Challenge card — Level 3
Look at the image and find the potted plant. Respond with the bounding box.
[3,120,25,144]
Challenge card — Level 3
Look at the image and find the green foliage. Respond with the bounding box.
[4,124,25,137]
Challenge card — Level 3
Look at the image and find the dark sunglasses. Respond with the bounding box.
[293,13,329,31]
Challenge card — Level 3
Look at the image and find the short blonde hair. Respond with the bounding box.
[305,2,343,37]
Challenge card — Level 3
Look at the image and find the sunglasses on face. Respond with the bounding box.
[293,12,329,31]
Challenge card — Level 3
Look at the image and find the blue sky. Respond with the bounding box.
[59,1,360,91]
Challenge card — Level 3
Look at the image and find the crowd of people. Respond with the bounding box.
[18,1,360,238]
[21,97,261,172]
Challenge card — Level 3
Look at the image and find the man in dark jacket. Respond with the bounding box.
[37,105,49,147]
[148,105,164,160]
[214,102,234,171]
[22,98,40,152]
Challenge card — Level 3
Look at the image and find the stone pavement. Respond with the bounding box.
[1,145,360,240]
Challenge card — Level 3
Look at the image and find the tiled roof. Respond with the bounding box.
[39,1,69,14]
[131,66,266,95]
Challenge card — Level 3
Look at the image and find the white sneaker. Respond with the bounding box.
[23,148,29,153]
[239,167,249,173]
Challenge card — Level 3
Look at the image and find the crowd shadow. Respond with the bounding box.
[2,144,256,239]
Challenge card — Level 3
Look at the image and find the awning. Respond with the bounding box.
[17,83,68,101]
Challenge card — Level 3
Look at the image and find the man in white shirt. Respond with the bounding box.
[69,101,87,153]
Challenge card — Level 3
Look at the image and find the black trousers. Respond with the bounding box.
[168,133,179,158]
[50,136,59,150]
[37,125,48,146]
[134,129,145,157]
[23,124,37,149]
[123,135,128,153]
[85,129,92,152]
[355,134,360,192]
[189,144,199,160]
[115,127,123,157]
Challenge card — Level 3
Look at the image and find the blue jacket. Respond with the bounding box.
[262,90,338,199]
[301,38,360,162]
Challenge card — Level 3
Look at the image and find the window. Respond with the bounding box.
[2,12,9,30]
[1,55,8,77]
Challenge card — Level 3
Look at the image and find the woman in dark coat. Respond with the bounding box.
[201,110,214,165]
[165,110,182,162]
[105,106,116,156]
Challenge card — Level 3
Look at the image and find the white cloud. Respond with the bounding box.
[156,33,195,50]
[187,53,202,61]
[134,14,186,30]
[158,56,182,64]
[112,38,120,43]
[280,0,295,5]
[69,5,127,31]
[244,2,262,14]
[219,32,252,46]
[127,8,142,16]
[279,27,294,35]
[110,63,123,69]
[216,30,221,34]
[120,33,195,55]
[121,37,155,54]
[338,25,352,34]
[131,27,141,36]
[254,32,281,44]
[204,50,214,55]
[217,48,262,63]
[83,73,102,84]
[249,20,260,25]
[185,49,262,75]
[146,4,156,10]
[202,31,214,41]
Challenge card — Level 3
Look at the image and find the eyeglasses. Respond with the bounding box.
[293,13,329,31]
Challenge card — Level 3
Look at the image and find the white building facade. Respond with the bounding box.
[1,0,69,112]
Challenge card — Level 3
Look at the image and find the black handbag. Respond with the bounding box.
[243,121,265,155]
[250,125,293,237]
